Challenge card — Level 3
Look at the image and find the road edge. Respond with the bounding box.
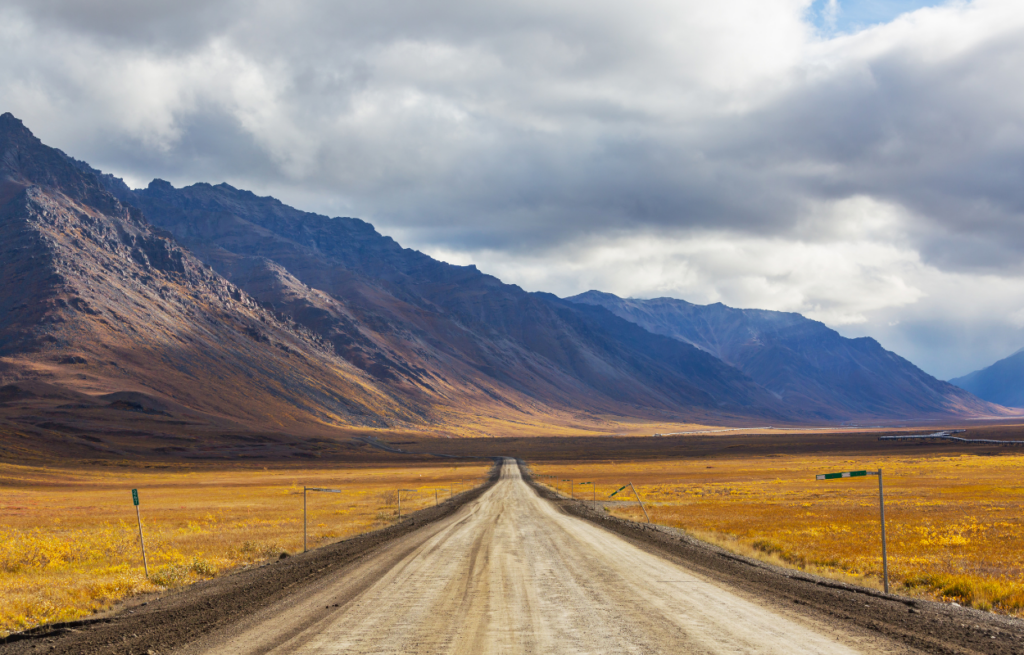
[0,458,504,654]
[517,458,1024,655]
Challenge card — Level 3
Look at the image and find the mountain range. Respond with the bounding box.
[566,292,994,420]
[950,349,1024,408]
[0,112,1011,457]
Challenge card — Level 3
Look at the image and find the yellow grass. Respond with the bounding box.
[533,452,1024,615]
[0,460,489,637]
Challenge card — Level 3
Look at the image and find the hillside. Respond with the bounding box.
[566,291,1007,420]
[126,178,784,420]
[950,349,1024,408]
[0,111,1009,461]
[0,113,798,459]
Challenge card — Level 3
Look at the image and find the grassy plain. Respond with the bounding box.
[533,450,1024,616]
[0,460,490,637]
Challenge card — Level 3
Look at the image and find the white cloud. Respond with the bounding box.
[426,219,926,329]
[2,0,1024,376]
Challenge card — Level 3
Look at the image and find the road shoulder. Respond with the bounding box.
[0,458,503,655]
[517,459,1024,655]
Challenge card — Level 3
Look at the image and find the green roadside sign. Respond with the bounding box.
[132,489,139,506]
[815,470,873,480]
[609,485,627,497]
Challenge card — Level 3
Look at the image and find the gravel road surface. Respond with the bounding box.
[179,458,906,654]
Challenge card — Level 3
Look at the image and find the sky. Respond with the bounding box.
[1,0,1023,380]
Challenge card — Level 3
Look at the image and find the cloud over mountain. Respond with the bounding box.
[2,0,1023,378]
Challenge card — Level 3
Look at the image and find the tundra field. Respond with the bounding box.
[0,460,491,637]
[532,450,1024,616]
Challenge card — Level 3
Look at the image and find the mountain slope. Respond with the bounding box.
[950,349,1024,408]
[1,109,1003,452]
[127,178,788,422]
[0,113,432,439]
[567,291,1008,420]
[1,112,798,451]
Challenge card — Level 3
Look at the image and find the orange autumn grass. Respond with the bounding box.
[533,452,1024,615]
[0,460,490,637]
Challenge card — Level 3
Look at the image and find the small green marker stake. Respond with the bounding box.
[132,489,148,577]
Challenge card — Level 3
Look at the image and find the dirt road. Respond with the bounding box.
[174,458,911,654]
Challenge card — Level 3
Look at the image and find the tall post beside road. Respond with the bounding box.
[304,486,342,553]
[398,490,415,520]
[879,469,889,594]
[629,482,651,523]
[132,489,148,577]
[578,482,594,510]
[816,468,889,594]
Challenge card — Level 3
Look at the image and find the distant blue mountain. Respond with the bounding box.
[567,291,1006,420]
[950,349,1024,408]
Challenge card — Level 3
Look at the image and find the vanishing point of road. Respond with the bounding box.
[179,459,911,654]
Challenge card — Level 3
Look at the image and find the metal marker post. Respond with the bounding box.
[398,489,415,519]
[816,469,889,594]
[629,482,651,523]
[435,489,439,506]
[879,469,889,594]
[578,482,593,509]
[132,489,148,577]
[304,487,342,553]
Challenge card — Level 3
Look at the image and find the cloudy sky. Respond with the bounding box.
[2,0,1023,379]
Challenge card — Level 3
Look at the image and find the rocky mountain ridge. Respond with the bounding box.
[566,291,1005,419]
[0,112,1011,458]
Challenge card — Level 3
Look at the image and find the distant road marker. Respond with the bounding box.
[304,486,342,553]
[131,488,148,577]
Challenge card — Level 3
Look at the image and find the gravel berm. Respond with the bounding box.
[516,460,1024,655]
[0,458,502,655]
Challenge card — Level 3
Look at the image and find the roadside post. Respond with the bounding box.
[562,479,573,499]
[578,482,594,509]
[131,489,148,577]
[435,489,439,506]
[397,489,416,519]
[304,486,342,553]
[628,482,651,523]
[816,468,889,593]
